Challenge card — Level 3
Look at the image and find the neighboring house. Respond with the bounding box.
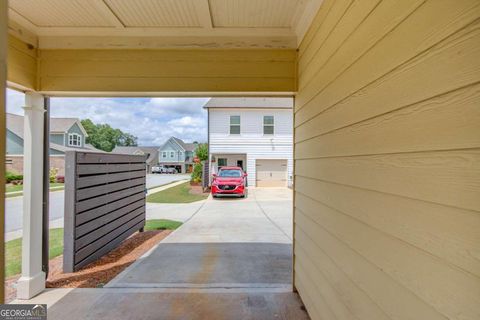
[111,146,159,173]
[204,97,293,187]
[158,137,197,173]
[6,113,100,175]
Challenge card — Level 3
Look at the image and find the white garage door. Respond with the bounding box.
[256,159,287,187]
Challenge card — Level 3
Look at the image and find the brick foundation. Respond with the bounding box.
[6,155,66,176]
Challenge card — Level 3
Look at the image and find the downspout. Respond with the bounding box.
[42,97,50,277]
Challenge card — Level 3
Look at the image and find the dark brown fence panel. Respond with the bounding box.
[63,151,147,272]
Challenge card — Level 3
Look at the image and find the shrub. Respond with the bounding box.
[6,171,23,183]
[56,175,65,183]
[49,168,59,183]
[191,162,203,183]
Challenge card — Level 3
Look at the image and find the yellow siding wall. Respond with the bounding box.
[294,0,480,319]
[38,49,296,93]
[7,35,37,90]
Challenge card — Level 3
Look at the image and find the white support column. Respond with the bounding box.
[17,92,46,299]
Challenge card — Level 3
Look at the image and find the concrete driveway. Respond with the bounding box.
[19,188,309,319]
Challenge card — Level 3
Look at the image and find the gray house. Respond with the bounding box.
[6,113,99,175]
[158,137,197,173]
[111,146,159,173]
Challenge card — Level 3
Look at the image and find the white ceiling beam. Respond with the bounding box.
[193,0,214,29]
[91,0,125,28]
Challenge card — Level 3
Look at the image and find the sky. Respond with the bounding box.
[6,89,209,146]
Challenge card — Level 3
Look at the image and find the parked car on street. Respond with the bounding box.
[151,165,166,174]
[211,166,247,198]
[166,167,178,174]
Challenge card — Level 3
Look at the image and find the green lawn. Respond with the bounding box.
[147,182,208,203]
[144,219,182,231]
[5,183,64,198]
[5,228,64,278]
[4,219,181,278]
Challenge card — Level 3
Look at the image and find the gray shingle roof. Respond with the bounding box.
[6,113,88,138]
[168,137,197,152]
[203,97,293,109]
[111,146,159,164]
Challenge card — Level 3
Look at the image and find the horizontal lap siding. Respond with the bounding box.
[38,49,296,93]
[294,1,480,320]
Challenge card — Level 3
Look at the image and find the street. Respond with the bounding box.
[5,174,190,233]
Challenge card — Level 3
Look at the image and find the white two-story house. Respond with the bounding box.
[204,97,293,187]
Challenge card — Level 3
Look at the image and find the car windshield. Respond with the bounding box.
[218,169,242,177]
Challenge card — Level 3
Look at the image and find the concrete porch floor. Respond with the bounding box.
[13,188,309,319]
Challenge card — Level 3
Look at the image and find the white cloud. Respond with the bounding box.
[6,89,210,146]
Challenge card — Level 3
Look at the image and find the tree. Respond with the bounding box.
[195,143,208,161]
[81,119,138,152]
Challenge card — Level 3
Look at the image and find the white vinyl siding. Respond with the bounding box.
[209,108,293,187]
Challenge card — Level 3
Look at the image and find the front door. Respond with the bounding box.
[236,160,244,170]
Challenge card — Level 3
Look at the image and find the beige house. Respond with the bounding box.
[1,1,479,319]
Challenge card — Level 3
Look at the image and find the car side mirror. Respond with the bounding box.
[244,173,248,177]
[212,174,217,178]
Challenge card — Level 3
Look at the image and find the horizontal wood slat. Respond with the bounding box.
[76,177,145,201]
[75,211,145,262]
[77,163,146,175]
[75,185,145,214]
[76,169,145,188]
[63,151,146,272]
[75,221,145,271]
[75,192,145,226]
[76,152,147,164]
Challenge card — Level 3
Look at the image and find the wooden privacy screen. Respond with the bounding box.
[63,151,147,272]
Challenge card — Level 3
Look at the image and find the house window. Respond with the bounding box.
[218,158,227,167]
[263,116,274,135]
[170,151,174,157]
[68,133,82,147]
[230,115,240,134]
[162,152,166,157]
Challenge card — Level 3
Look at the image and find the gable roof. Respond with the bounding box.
[111,146,159,164]
[161,137,197,152]
[6,113,88,138]
[203,97,293,109]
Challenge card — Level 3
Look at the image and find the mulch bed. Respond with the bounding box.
[4,230,171,303]
[189,184,209,195]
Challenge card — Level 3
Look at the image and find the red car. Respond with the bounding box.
[211,166,247,198]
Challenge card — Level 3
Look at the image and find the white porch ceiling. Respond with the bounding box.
[7,0,323,49]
